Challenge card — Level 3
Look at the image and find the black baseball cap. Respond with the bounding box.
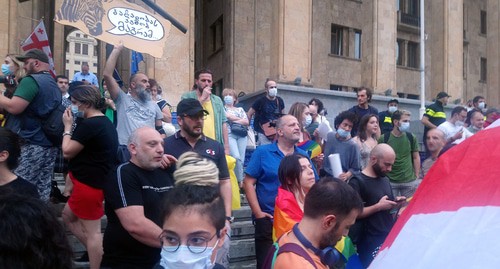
[436,91,451,99]
[177,98,209,116]
[387,99,399,104]
[16,49,49,64]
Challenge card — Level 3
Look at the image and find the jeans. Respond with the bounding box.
[254,217,273,269]
[390,179,421,198]
[228,133,247,182]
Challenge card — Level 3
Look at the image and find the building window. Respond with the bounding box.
[75,60,81,65]
[407,41,419,68]
[75,43,81,54]
[76,33,80,37]
[396,39,404,66]
[84,34,88,38]
[354,30,362,59]
[480,58,487,82]
[82,44,89,55]
[65,70,69,77]
[210,16,224,53]
[330,84,343,91]
[93,63,98,67]
[331,24,344,56]
[480,10,487,35]
[399,0,420,27]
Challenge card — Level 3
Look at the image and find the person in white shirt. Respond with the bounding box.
[437,106,473,144]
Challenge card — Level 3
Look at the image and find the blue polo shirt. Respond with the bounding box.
[245,142,318,216]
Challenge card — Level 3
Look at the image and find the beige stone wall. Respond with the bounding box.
[463,0,488,103]
[487,0,500,107]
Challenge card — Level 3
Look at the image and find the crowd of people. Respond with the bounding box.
[0,46,498,269]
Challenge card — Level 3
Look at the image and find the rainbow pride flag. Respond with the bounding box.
[297,140,322,159]
[273,188,363,268]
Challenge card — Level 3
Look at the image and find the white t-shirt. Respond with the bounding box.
[437,121,473,144]
[115,90,163,145]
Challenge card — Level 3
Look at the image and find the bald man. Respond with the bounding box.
[421,128,446,178]
[103,127,174,268]
[348,143,406,268]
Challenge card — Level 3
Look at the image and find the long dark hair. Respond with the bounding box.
[278,153,309,194]
[358,114,379,142]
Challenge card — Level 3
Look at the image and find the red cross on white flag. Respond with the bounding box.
[21,20,57,77]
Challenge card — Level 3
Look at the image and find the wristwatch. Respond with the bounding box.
[226,216,234,223]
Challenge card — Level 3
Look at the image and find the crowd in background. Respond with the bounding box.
[0,47,499,269]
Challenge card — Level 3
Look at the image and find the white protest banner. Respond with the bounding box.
[55,0,172,58]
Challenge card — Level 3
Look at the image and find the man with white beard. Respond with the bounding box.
[104,43,165,163]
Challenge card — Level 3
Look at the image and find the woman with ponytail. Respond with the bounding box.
[155,151,228,269]
[61,85,119,269]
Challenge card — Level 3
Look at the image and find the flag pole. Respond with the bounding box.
[419,0,426,119]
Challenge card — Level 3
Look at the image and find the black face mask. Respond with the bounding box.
[373,162,386,177]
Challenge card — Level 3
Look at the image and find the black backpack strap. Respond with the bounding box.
[383,131,391,144]
[405,131,414,148]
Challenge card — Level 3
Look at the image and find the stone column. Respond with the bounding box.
[270,0,312,85]
[371,0,397,94]
[487,0,500,107]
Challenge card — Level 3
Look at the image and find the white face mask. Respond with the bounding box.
[268,87,278,97]
[399,121,410,132]
[224,95,234,105]
[159,241,218,269]
[455,120,465,127]
[388,106,398,113]
[303,115,312,127]
[71,104,83,118]
[478,102,485,110]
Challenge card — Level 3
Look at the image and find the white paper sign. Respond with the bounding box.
[328,153,343,178]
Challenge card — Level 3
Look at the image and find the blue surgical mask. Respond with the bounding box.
[71,104,83,118]
[1,64,11,75]
[336,128,350,138]
[159,241,218,269]
[399,122,410,132]
[303,115,312,127]
[224,95,234,105]
[388,106,398,113]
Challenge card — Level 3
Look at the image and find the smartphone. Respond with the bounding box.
[394,197,406,203]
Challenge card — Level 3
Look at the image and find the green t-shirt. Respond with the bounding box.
[378,132,419,183]
[13,77,39,101]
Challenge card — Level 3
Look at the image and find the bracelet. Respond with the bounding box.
[62,132,72,137]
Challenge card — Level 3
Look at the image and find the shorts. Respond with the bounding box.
[67,172,104,220]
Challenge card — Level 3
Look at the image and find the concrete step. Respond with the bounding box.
[231,220,254,239]
[234,205,252,221]
[229,238,256,262]
[229,259,257,269]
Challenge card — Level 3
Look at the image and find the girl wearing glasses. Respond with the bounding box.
[155,151,227,269]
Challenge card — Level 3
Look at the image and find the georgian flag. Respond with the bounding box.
[20,20,56,77]
[370,124,500,268]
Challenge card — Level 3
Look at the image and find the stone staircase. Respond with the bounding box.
[53,174,256,269]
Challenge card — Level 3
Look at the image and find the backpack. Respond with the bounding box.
[383,131,414,146]
[262,241,317,269]
[41,103,66,146]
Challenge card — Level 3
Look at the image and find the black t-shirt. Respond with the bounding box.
[251,96,285,133]
[102,162,174,268]
[348,105,379,137]
[348,171,395,238]
[163,132,230,180]
[0,176,39,198]
[69,116,118,189]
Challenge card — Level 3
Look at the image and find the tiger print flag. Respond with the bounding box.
[55,0,171,58]
[20,20,57,77]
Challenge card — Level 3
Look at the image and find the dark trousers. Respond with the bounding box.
[254,217,273,269]
[357,234,387,268]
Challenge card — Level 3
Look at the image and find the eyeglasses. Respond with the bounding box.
[159,231,218,254]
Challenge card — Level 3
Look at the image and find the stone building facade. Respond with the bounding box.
[197,0,500,107]
[0,0,498,108]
